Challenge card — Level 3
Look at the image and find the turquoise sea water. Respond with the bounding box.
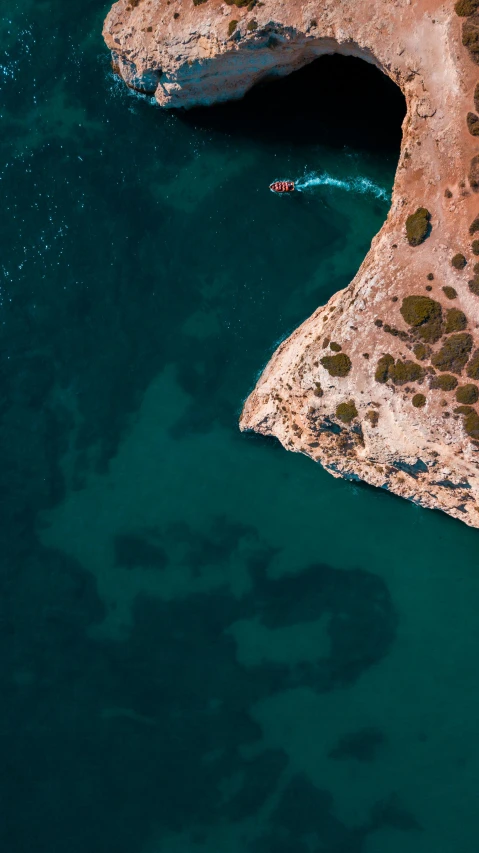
[3,2,479,851]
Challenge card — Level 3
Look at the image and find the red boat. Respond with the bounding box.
[269,180,295,193]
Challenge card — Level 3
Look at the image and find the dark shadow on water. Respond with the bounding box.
[180,54,406,153]
[0,540,401,853]
[238,429,285,452]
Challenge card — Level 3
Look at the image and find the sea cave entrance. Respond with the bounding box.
[182,53,406,155]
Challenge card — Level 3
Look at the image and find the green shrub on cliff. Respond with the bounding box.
[431,333,473,373]
[247,18,258,31]
[374,353,424,386]
[413,343,428,360]
[430,374,458,391]
[320,353,352,377]
[228,19,238,35]
[467,348,479,379]
[412,393,426,408]
[375,354,394,383]
[400,294,443,342]
[465,409,479,438]
[469,277,479,295]
[455,0,479,14]
[442,286,457,299]
[329,342,342,352]
[454,406,474,415]
[468,112,479,135]
[470,153,479,187]
[473,240,479,255]
[470,215,479,235]
[462,17,479,65]
[445,308,467,332]
[336,401,358,423]
[456,383,479,403]
[365,410,379,427]
[451,253,467,269]
[389,360,425,385]
[405,208,431,246]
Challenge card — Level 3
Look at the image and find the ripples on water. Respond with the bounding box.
[1,3,479,853]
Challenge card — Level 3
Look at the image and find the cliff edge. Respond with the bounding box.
[104,0,479,527]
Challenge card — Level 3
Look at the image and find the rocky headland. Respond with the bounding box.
[104,0,479,527]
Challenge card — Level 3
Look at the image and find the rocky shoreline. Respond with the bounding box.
[104,0,479,527]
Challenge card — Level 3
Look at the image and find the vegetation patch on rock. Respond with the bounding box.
[470,153,479,187]
[456,383,479,403]
[431,333,473,373]
[451,253,467,269]
[374,353,424,386]
[400,295,443,342]
[442,286,457,299]
[467,112,479,135]
[430,374,458,391]
[414,343,430,361]
[336,401,358,423]
[375,354,395,383]
[473,240,479,255]
[463,16,479,65]
[405,208,431,246]
[329,342,342,352]
[320,353,352,377]
[465,409,479,438]
[470,215,479,235]
[445,308,467,332]
[365,410,379,427]
[389,360,425,385]
[455,0,479,14]
[469,277,479,295]
[228,19,238,35]
[413,342,430,360]
[466,349,479,379]
[412,393,426,408]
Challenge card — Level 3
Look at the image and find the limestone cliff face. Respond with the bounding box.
[104,0,479,528]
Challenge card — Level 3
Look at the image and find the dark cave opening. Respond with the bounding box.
[182,53,406,154]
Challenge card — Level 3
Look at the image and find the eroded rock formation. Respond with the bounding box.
[104,0,479,527]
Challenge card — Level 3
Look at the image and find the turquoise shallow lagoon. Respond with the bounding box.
[2,2,479,852]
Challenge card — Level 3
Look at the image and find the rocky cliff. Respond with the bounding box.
[104,0,479,527]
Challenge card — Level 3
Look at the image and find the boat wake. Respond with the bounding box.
[295,171,389,201]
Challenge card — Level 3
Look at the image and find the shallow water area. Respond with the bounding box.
[2,3,479,852]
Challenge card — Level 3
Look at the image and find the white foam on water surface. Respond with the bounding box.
[294,170,390,201]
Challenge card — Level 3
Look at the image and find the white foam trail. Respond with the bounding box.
[295,171,389,201]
